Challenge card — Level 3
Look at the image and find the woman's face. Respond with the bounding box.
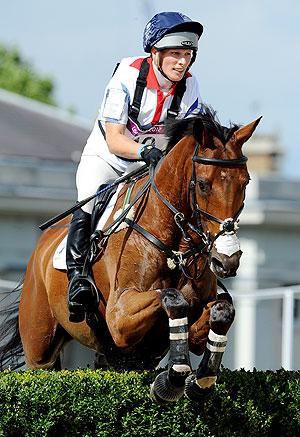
[154,48,193,81]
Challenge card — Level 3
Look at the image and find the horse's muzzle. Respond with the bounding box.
[210,249,243,278]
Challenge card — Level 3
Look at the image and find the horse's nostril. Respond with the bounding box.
[211,257,223,269]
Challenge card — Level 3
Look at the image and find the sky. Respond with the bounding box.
[0,0,299,178]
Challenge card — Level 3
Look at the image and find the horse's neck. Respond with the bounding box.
[139,138,194,245]
[155,136,195,211]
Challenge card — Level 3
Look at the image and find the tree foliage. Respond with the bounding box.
[0,43,56,105]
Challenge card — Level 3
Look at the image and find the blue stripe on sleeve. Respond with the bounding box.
[184,98,199,118]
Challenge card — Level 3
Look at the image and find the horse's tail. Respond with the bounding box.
[0,280,25,370]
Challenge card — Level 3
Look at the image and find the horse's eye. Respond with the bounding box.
[197,178,210,193]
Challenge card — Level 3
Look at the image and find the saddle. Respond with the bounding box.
[81,180,120,276]
[90,180,118,233]
[87,170,149,267]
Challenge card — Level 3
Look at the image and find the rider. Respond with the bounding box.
[66,11,204,323]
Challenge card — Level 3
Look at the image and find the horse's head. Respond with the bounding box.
[166,106,261,278]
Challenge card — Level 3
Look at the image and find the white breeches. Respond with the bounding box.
[76,155,122,214]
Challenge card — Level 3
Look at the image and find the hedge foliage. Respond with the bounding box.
[0,368,299,437]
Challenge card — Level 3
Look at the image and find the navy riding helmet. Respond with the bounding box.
[143,11,203,53]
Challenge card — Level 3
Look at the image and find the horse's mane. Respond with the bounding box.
[165,104,240,149]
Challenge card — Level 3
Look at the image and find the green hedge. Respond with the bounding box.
[0,368,299,437]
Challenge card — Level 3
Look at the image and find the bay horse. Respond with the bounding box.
[0,107,261,403]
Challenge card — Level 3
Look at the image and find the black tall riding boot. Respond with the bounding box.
[66,208,94,323]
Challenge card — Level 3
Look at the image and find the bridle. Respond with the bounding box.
[189,143,248,248]
[99,143,248,281]
[126,143,248,280]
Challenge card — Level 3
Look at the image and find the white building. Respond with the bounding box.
[1,89,299,370]
[0,88,90,280]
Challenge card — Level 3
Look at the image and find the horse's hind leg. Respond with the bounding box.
[185,299,235,401]
[150,288,192,404]
[19,277,70,370]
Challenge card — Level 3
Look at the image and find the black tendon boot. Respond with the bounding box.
[66,208,94,323]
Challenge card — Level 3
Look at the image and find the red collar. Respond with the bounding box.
[130,57,191,90]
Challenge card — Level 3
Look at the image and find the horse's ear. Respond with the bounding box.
[232,116,263,146]
[193,119,210,146]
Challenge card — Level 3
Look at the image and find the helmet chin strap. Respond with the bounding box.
[158,66,178,84]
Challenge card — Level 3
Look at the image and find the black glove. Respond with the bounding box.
[140,145,163,167]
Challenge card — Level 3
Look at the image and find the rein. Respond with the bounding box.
[89,143,248,283]
[124,162,209,279]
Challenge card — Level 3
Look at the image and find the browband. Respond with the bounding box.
[192,155,248,167]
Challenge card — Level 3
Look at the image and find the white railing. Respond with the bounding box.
[0,279,17,293]
[231,285,300,370]
[1,279,300,370]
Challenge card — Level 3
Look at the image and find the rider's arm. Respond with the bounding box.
[105,122,162,166]
[105,122,141,159]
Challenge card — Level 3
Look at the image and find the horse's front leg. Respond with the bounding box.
[106,286,191,404]
[105,287,163,348]
[185,298,235,401]
[150,288,192,404]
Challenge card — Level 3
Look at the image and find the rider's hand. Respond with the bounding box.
[139,145,163,167]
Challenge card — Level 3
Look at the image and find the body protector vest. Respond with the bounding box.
[98,57,187,161]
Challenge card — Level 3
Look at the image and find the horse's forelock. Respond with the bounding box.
[196,105,240,145]
[165,104,240,150]
[165,118,196,150]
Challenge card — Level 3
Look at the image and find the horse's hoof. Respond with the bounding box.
[184,374,215,402]
[149,370,185,404]
[168,364,191,387]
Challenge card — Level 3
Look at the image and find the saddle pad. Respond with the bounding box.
[53,186,122,270]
